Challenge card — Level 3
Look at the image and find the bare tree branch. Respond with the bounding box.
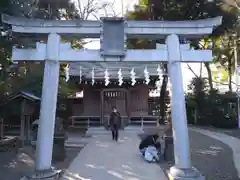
[71,0,119,47]
[74,0,117,20]
[76,0,83,19]
[187,63,199,78]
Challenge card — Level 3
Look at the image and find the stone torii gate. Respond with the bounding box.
[2,14,222,180]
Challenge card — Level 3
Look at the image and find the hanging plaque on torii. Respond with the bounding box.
[100,17,126,58]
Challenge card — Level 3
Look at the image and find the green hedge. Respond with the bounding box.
[186,91,238,129]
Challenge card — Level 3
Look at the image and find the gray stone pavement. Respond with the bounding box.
[60,131,167,180]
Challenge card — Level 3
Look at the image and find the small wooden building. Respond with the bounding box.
[68,77,160,128]
[1,91,40,142]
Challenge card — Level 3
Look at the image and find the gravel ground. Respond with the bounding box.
[0,150,34,180]
[189,130,238,180]
[189,125,240,140]
[140,127,239,180]
[0,146,83,180]
[223,130,240,139]
[0,128,87,180]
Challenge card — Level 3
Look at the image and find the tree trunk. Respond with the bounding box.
[194,108,198,125]
[228,62,233,92]
[164,110,172,136]
[228,75,232,92]
[200,63,203,78]
[159,64,168,124]
[228,52,234,92]
[0,118,3,139]
[204,62,213,91]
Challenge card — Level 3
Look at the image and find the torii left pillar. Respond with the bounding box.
[31,33,61,179]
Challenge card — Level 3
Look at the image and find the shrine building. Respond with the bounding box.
[68,62,166,128]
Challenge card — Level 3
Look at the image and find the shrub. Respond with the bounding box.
[185,77,237,129]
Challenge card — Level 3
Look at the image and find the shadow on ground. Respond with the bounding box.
[0,150,34,180]
[0,147,82,180]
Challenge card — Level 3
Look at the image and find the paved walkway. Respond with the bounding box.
[190,127,240,178]
[60,131,167,180]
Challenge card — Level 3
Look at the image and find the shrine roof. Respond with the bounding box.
[4,91,40,104]
[69,62,163,79]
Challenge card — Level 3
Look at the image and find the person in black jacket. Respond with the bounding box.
[109,106,121,141]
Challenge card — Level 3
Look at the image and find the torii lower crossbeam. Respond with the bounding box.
[13,42,212,63]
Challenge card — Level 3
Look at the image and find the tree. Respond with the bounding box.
[211,66,229,86]
[0,1,80,99]
[0,0,18,99]
[66,0,116,48]
[223,0,240,10]
[0,0,116,101]
[187,77,209,124]
[127,0,238,123]
[213,33,236,91]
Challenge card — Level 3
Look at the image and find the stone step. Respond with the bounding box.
[65,137,89,148]
[124,126,144,133]
[65,136,89,143]
[85,130,110,136]
[64,142,85,148]
[85,126,144,136]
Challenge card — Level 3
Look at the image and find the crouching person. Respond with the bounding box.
[139,133,161,162]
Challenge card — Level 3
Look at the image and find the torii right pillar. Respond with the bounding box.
[167,34,204,180]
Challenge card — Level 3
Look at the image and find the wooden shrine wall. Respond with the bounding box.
[71,86,100,116]
[130,85,149,117]
[102,90,127,116]
[70,84,150,117]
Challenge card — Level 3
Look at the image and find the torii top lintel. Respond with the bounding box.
[2,14,222,39]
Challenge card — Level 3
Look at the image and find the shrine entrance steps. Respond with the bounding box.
[70,116,101,129]
[69,117,158,132]
[85,126,144,136]
[81,117,159,136]
[65,132,89,148]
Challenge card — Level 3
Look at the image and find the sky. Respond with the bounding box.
[83,0,138,49]
[77,0,202,90]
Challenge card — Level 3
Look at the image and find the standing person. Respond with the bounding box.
[109,106,121,141]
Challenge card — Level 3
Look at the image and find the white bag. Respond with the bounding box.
[144,146,159,162]
[144,150,154,162]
